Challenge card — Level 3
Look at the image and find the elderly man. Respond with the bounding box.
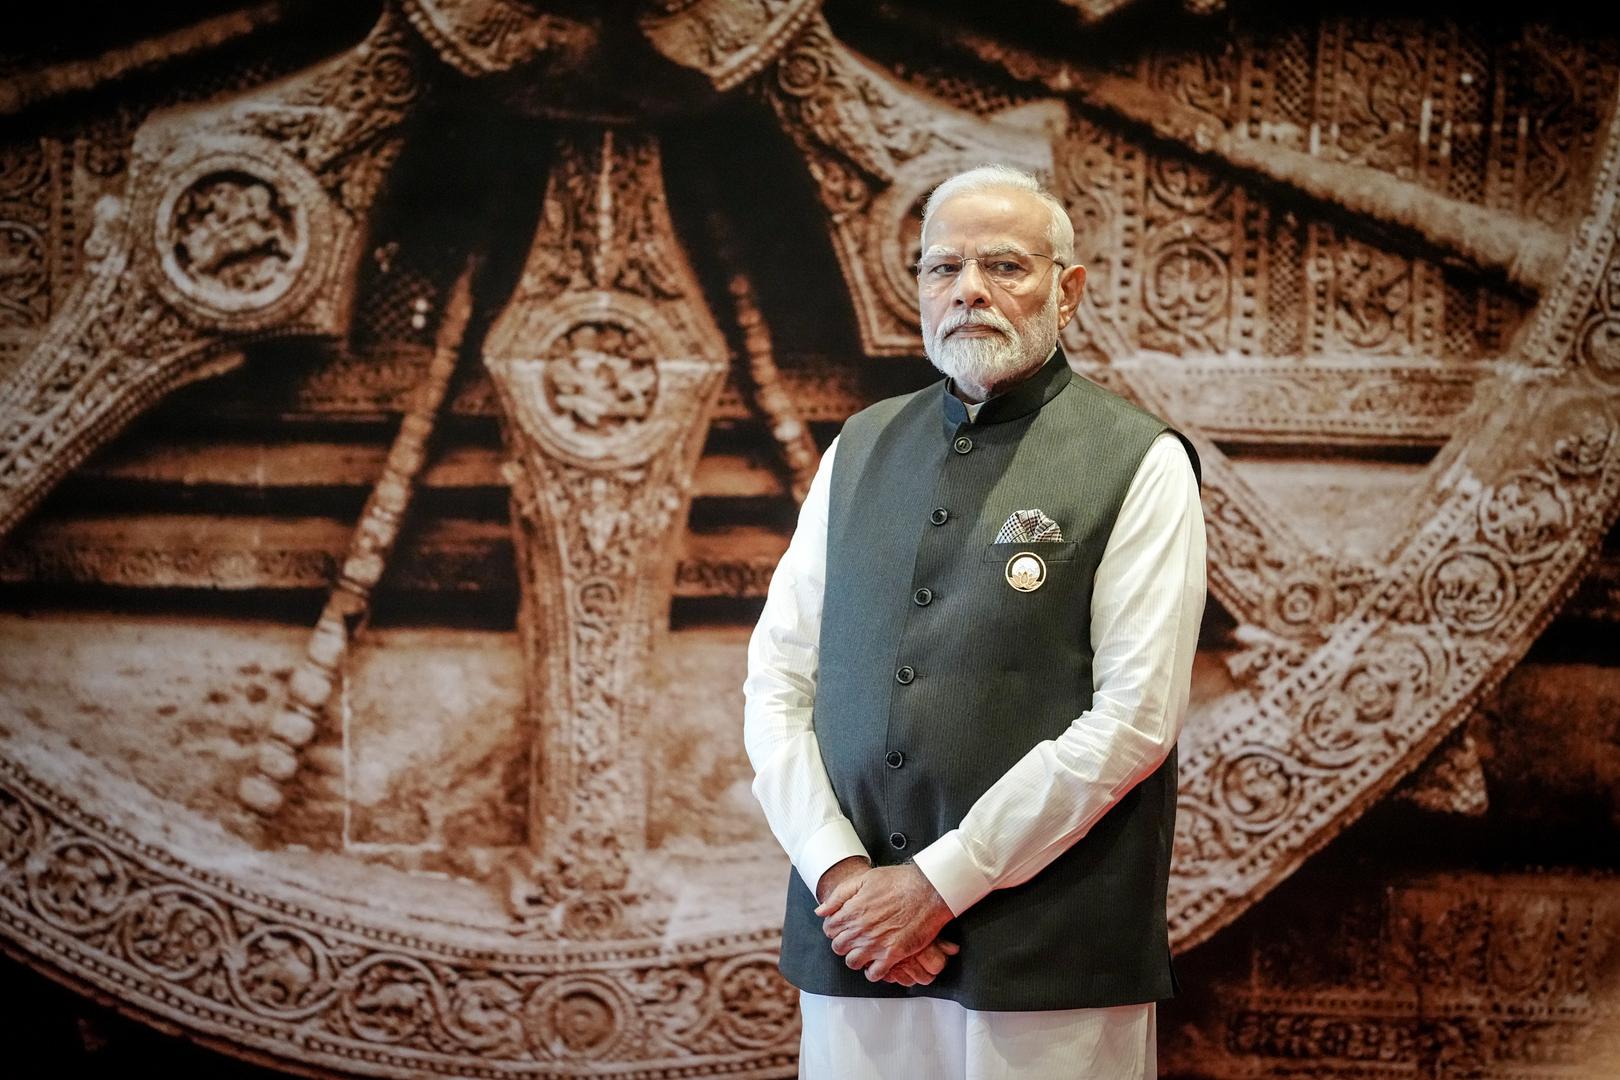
[743,163,1206,1079]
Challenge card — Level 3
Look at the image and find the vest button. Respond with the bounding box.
[953,435,973,454]
[894,665,915,685]
[885,750,904,769]
[889,831,908,850]
[913,587,933,606]
[930,507,949,525]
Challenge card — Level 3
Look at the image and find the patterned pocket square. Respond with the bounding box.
[994,508,1064,543]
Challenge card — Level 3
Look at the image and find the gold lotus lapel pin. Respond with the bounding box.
[996,509,1062,592]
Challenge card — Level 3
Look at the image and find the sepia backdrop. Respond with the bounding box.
[0,1,1617,1076]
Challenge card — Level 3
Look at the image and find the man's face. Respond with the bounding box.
[917,187,1086,400]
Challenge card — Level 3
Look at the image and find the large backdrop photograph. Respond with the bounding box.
[0,0,1616,1076]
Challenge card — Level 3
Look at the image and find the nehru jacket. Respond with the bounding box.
[777,350,1199,1011]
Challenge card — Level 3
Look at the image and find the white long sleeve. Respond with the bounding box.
[742,436,869,896]
[909,433,1207,915]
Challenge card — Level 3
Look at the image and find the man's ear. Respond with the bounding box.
[1057,263,1088,328]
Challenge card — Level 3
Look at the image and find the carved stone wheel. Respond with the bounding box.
[0,1,1617,1077]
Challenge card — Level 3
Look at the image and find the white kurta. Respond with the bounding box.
[743,403,1207,1080]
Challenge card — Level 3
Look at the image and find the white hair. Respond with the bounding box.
[920,164,1075,264]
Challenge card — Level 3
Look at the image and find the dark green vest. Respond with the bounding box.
[778,350,1199,1011]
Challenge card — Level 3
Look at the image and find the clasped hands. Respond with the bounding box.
[813,855,958,987]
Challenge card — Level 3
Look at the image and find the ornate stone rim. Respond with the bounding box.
[0,756,800,1076]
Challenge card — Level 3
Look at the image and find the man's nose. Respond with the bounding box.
[952,261,993,307]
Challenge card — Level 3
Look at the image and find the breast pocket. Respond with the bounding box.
[973,542,1087,670]
[982,542,1080,603]
[980,541,1080,565]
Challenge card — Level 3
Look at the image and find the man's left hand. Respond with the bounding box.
[814,863,954,981]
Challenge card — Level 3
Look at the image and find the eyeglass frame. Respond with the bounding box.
[913,249,1068,293]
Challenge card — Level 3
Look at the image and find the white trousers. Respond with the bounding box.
[797,991,1156,1080]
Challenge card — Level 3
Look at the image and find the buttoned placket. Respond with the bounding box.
[885,403,983,860]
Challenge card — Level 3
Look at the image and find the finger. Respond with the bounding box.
[844,947,870,971]
[885,966,916,987]
[821,904,856,937]
[866,953,898,982]
[940,940,961,955]
[918,949,947,976]
[821,906,854,939]
[831,926,863,955]
[896,959,931,984]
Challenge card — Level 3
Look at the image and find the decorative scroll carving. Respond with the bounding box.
[640,0,822,92]
[399,0,597,77]
[760,13,1060,355]
[482,128,728,931]
[0,763,801,1075]
[0,10,424,540]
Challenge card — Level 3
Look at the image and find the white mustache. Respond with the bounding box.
[939,309,1014,338]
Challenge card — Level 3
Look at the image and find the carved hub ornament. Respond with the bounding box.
[0,1,1617,1076]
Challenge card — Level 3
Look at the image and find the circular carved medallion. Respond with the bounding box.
[543,321,660,437]
[339,955,443,1045]
[228,925,337,1020]
[712,953,799,1050]
[145,139,333,328]
[27,838,129,933]
[120,887,229,981]
[1423,546,1517,634]
[164,171,302,306]
[523,976,629,1060]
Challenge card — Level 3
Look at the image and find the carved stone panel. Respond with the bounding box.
[0,3,1615,1078]
[483,127,730,929]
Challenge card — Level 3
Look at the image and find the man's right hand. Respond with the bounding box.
[815,856,959,987]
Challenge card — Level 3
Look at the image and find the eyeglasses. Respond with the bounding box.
[915,251,1065,293]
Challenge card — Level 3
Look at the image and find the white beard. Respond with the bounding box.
[921,278,1062,400]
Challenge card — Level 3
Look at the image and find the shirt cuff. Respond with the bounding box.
[911,830,994,917]
[795,818,870,896]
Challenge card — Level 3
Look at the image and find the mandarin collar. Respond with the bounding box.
[942,349,1072,428]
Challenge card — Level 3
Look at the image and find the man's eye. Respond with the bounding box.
[987,260,1024,274]
[926,262,961,276]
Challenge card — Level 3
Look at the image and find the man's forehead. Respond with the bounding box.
[921,187,1048,249]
